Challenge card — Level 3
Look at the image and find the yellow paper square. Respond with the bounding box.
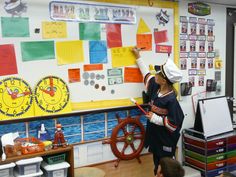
[111,46,136,68]
[56,40,84,65]
[42,21,67,39]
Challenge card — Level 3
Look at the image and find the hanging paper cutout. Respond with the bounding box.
[42,21,67,39]
[111,46,136,68]
[79,23,101,40]
[21,41,55,61]
[84,64,103,71]
[124,67,143,83]
[137,18,150,34]
[68,68,81,83]
[0,44,18,76]
[106,24,122,48]
[136,34,152,51]
[89,40,107,64]
[154,29,168,44]
[1,17,29,37]
[4,0,27,17]
[56,40,84,65]
[156,9,169,26]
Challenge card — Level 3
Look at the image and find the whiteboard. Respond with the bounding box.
[0,0,174,111]
[198,97,233,137]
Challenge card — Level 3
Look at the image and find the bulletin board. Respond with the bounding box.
[0,0,177,119]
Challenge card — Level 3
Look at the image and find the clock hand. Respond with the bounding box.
[6,87,13,95]
[15,91,31,98]
[6,87,18,99]
[40,88,55,97]
[49,77,55,96]
[40,88,51,95]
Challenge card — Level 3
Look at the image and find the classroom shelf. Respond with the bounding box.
[0,145,74,177]
[182,128,236,177]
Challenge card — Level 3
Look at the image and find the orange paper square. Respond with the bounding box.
[68,68,80,83]
[124,67,143,83]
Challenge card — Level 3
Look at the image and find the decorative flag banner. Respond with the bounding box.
[68,68,80,83]
[84,64,103,71]
[154,29,168,44]
[0,44,18,76]
[124,67,143,83]
[156,45,172,53]
[136,34,152,51]
[79,23,101,40]
[56,40,84,65]
[106,24,122,48]
[42,21,67,39]
[50,1,136,24]
[89,40,108,64]
[111,46,136,68]
[21,41,55,61]
[1,17,29,37]
[137,18,150,34]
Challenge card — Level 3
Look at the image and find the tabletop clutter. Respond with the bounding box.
[0,123,70,177]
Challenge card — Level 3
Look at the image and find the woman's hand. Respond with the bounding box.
[145,111,153,120]
[132,46,141,59]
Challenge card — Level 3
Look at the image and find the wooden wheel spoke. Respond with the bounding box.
[130,124,137,134]
[116,136,126,142]
[121,143,128,155]
[130,143,137,152]
[121,126,128,136]
[133,134,144,140]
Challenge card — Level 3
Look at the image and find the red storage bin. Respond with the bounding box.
[184,134,226,149]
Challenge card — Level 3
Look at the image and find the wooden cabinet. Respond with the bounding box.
[183,128,236,177]
[0,145,74,177]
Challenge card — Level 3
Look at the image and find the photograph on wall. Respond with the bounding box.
[199,58,206,69]
[199,24,205,35]
[199,41,205,52]
[181,22,188,34]
[189,76,195,87]
[190,41,196,51]
[191,58,197,68]
[190,23,197,35]
[180,58,187,70]
[180,40,186,52]
[208,58,213,68]
[208,42,214,52]
[198,76,204,86]
[208,25,214,36]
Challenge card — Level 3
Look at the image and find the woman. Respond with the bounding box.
[132,47,184,176]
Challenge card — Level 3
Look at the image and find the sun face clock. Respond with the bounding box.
[34,76,71,115]
[0,77,34,119]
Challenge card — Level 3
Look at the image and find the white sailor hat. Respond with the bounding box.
[154,58,182,84]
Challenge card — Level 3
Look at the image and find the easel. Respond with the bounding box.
[194,96,233,138]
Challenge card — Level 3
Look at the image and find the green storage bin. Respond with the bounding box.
[45,153,66,165]
[185,150,226,163]
[227,149,236,158]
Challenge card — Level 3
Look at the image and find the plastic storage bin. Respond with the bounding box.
[14,169,43,177]
[15,157,43,175]
[41,161,70,177]
[0,162,15,177]
[45,153,66,165]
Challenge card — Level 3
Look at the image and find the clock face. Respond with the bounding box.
[0,77,33,117]
[34,76,70,113]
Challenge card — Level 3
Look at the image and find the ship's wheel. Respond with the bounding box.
[103,113,145,167]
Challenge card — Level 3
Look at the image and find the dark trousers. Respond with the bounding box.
[153,154,160,175]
